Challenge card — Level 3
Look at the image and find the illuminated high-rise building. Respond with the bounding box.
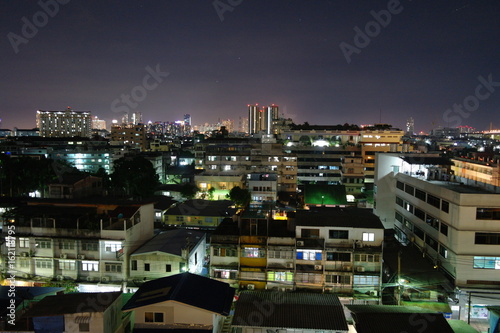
[36,107,92,138]
[92,116,107,130]
[248,104,279,135]
[405,117,414,135]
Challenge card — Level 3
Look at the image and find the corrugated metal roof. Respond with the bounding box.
[232,291,348,331]
[351,312,454,333]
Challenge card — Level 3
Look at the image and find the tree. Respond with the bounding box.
[111,156,159,198]
[207,187,215,200]
[179,183,199,200]
[229,186,251,207]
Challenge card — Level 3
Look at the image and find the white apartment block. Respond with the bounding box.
[375,153,500,288]
[3,200,154,286]
[36,108,92,138]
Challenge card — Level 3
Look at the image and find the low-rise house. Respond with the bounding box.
[48,174,103,199]
[232,291,349,333]
[122,272,235,332]
[22,292,128,333]
[164,199,236,229]
[129,229,206,282]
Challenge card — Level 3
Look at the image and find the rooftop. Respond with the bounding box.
[122,273,234,315]
[132,229,206,256]
[294,207,384,229]
[22,292,121,317]
[232,291,348,331]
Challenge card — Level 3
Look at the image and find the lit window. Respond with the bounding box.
[362,233,375,242]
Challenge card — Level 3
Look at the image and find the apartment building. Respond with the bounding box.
[451,155,500,189]
[36,108,92,138]
[359,129,406,189]
[279,127,405,191]
[209,207,384,297]
[110,123,147,151]
[194,138,297,194]
[375,153,500,288]
[3,199,154,286]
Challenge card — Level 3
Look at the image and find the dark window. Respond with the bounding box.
[405,184,415,196]
[395,211,403,223]
[476,208,500,220]
[441,200,450,213]
[425,236,438,251]
[144,263,150,271]
[131,260,137,271]
[166,264,171,272]
[475,233,500,245]
[440,223,448,236]
[326,252,351,261]
[302,228,320,238]
[415,189,426,201]
[414,227,425,240]
[329,230,349,239]
[396,196,404,207]
[396,181,405,191]
[427,194,440,209]
[414,208,426,221]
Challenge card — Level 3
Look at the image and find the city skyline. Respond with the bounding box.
[2,1,499,132]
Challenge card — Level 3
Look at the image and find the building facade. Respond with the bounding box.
[36,108,92,138]
[375,153,500,288]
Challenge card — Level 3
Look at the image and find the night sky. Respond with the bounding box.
[1,0,499,133]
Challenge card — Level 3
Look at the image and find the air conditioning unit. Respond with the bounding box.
[297,241,304,246]
[356,266,365,272]
[77,254,85,260]
[314,265,323,270]
[60,254,68,259]
[57,275,64,281]
[20,252,28,257]
[101,276,110,283]
[86,276,94,282]
[343,265,352,271]
[286,263,294,269]
[369,290,378,297]
[247,284,255,290]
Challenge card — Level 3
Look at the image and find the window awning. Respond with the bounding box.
[74,316,91,323]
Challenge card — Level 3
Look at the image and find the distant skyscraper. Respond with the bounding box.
[248,104,279,135]
[92,116,107,130]
[130,112,142,125]
[239,116,249,133]
[184,114,192,126]
[36,107,92,138]
[405,117,414,135]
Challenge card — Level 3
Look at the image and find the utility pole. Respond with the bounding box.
[397,249,401,306]
[467,291,471,325]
